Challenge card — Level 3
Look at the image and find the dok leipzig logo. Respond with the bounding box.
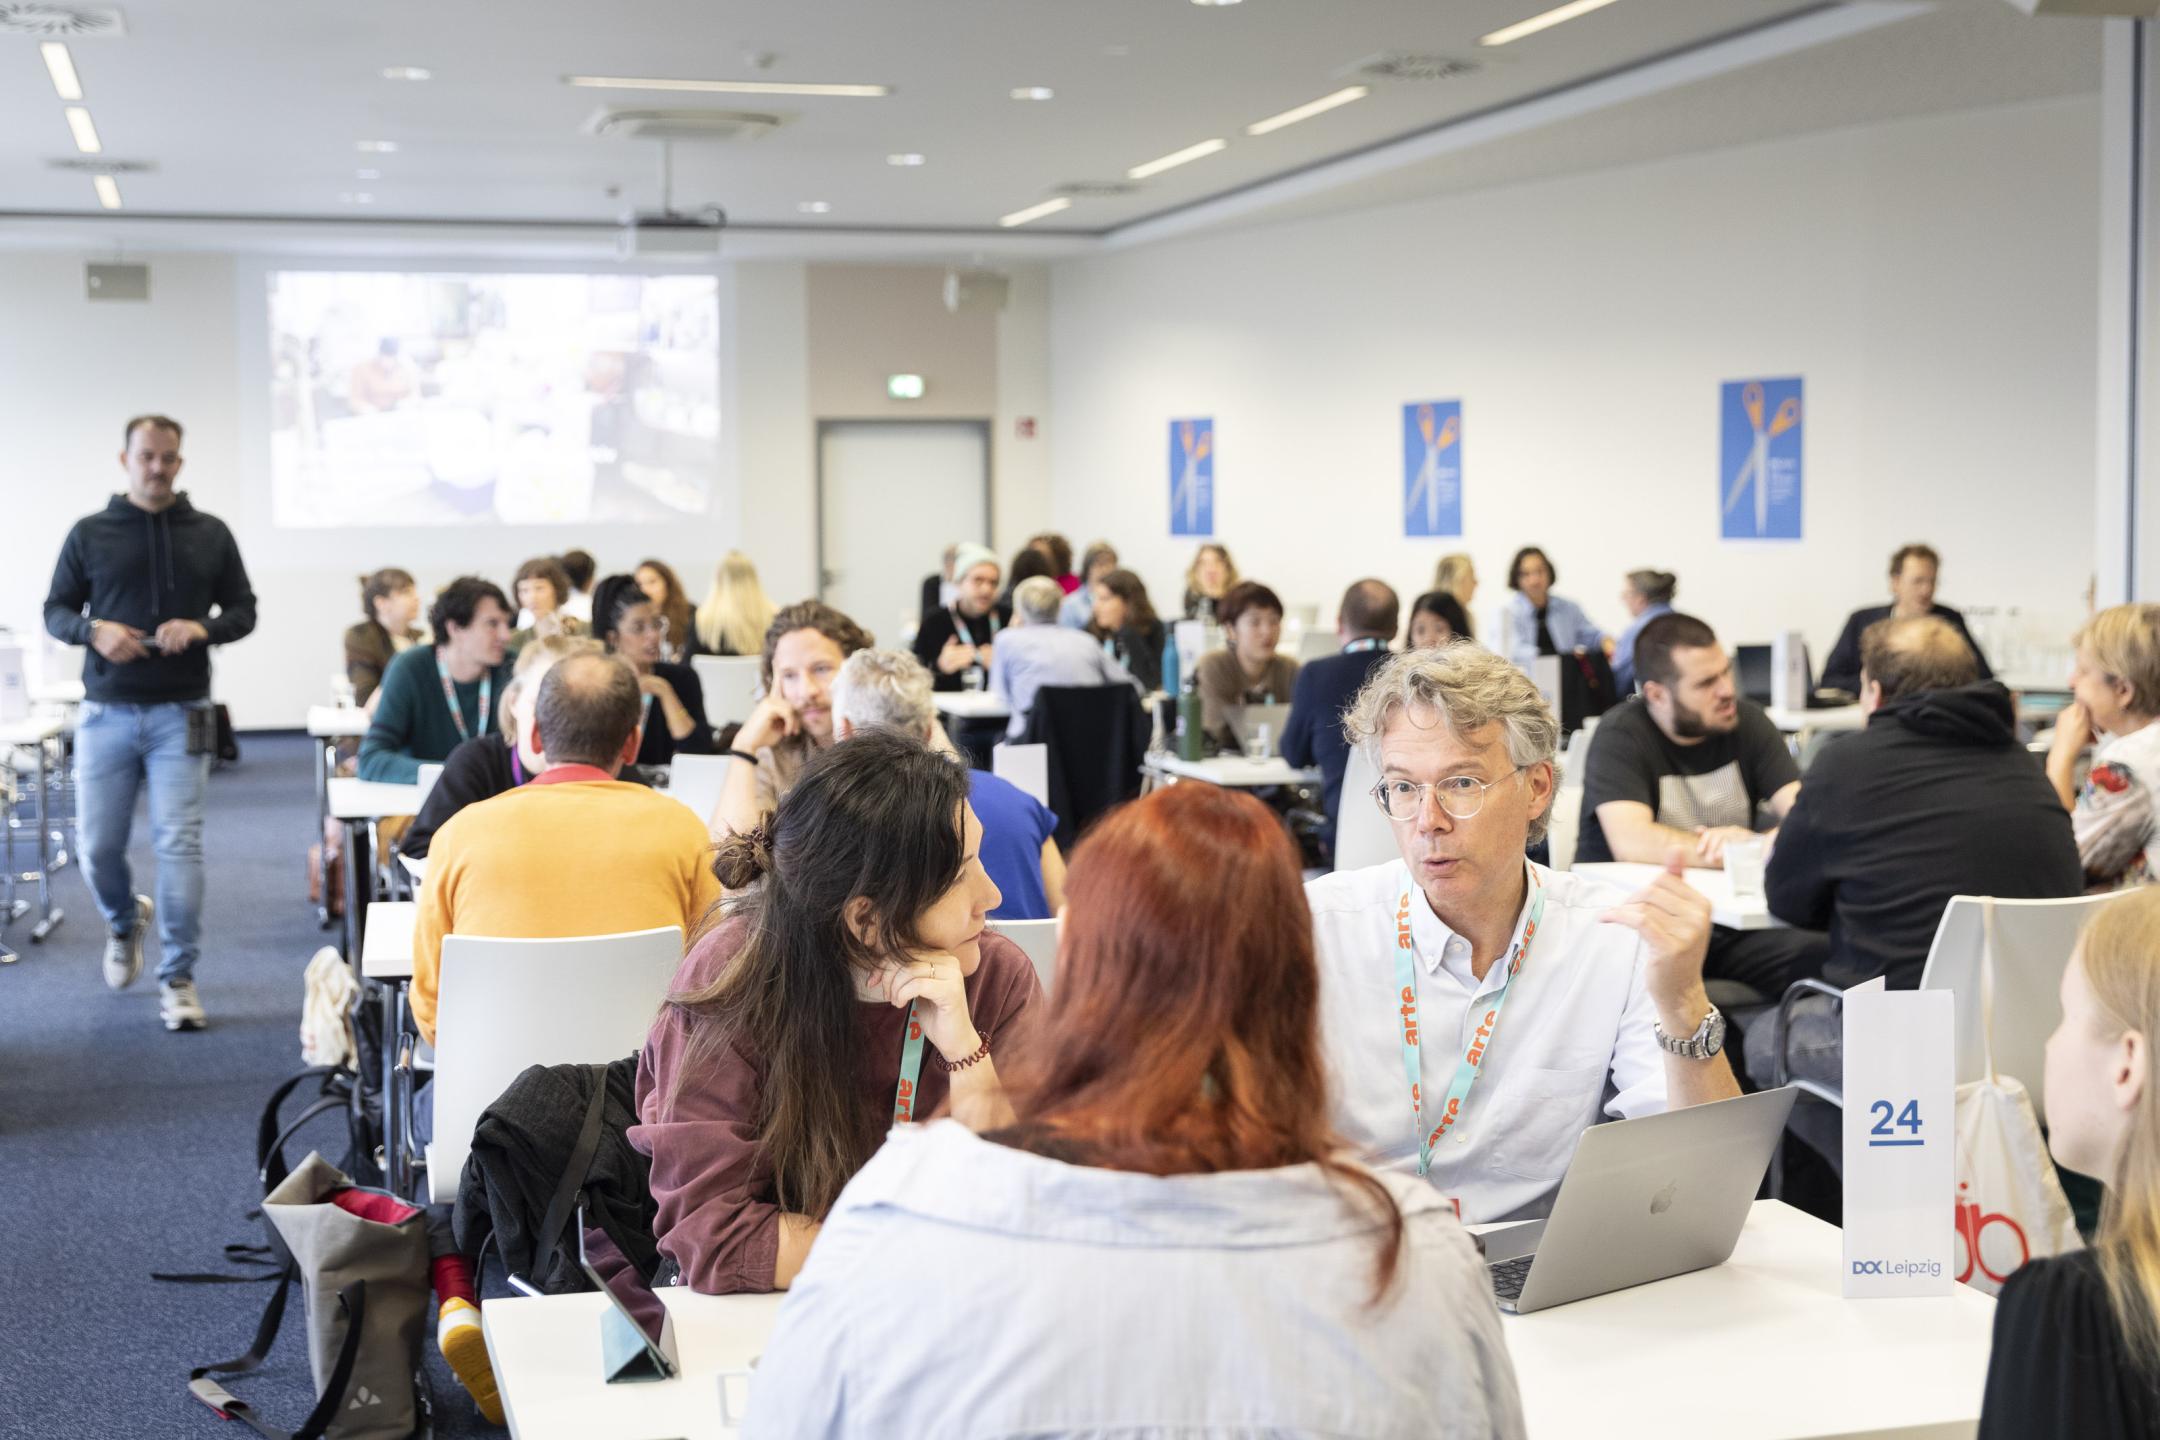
[1850,1258,1944,1278]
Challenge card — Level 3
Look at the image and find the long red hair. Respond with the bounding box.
[1008,782,1404,1294]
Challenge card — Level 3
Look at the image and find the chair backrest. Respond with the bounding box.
[691,655,764,726]
[428,925,684,1204]
[992,742,1050,807]
[1018,685,1149,851]
[1919,891,2130,1125]
[1334,744,1398,873]
[1558,718,1596,788]
[987,917,1058,996]
[416,762,444,806]
[664,753,734,833]
[1545,788,1583,871]
[1296,629,1340,662]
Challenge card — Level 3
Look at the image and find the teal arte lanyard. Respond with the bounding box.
[1394,874,1547,1176]
[435,656,490,746]
[893,1000,925,1124]
[1344,637,1386,654]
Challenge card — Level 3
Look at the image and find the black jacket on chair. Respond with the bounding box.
[1764,682,2081,990]
[1018,685,1151,853]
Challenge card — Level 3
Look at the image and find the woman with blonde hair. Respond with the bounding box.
[694,551,777,657]
[1979,888,2160,1436]
[1432,552,1478,620]
[2050,603,2160,887]
[1182,543,1239,620]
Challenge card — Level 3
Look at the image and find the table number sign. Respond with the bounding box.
[1842,978,1955,1298]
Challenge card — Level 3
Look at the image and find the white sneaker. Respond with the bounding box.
[160,978,206,1032]
[103,894,152,990]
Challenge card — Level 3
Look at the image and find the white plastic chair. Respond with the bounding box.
[992,743,1050,807]
[1333,746,1398,873]
[987,917,1058,996]
[1545,788,1583,871]
[691,656,764,727]
[1919,892,2131,1126]
[665,753,735,833]
[416,925,684,1205]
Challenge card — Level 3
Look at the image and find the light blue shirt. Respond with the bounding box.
[989,622,1133,739]
[745,1121,1526,1440]
[1057,585,1094,629]
[1501,591,1607,670]
[1611,602,1672,695]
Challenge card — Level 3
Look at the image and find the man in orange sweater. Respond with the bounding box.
[411,650,721,1045]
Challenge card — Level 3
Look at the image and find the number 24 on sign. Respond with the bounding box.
[1867,1099,1924,1148]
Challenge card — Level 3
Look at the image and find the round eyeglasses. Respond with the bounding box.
[620,615,671,639]
[1371,767,1524,822]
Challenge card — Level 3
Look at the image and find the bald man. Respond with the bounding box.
[1283,579,1400,850]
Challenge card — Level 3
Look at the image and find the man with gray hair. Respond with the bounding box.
[1305,644,1739,1223]
[988,575,1133,740]
[832,648,1066,918]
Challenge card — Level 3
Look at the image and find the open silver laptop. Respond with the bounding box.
[1235,702,1291,757]
[1479,1086,1796,1314]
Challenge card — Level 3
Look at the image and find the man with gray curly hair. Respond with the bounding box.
[1305,644,1739,1223]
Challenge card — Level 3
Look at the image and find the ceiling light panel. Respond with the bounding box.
[63,104,99,153]
[92,173,119,209]
[1000,196,1072,228]
[887,152,925,166]
[41,41,81,100]
[380,66,432,81]
[356,139,398,153]
[563,75,889,98]
[1479,0,1621,47]
[1010,86,1053,101]
[1245,86,1369,136]
[1126,138,1226,180]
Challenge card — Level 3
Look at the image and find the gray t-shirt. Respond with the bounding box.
[1573,697,1797,865]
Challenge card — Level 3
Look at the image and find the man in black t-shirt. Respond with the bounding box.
[1575,612,1827,997]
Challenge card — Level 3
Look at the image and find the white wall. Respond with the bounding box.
[1047,97,2103,680]
[2,254,1050,725]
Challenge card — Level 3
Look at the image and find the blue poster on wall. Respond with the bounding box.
[1719,377,1803,540]
[1170,417,1214,536]
[1403,400,1462,538]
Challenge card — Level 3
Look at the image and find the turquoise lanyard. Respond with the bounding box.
[892,1000,925,1124]
[435,657,490,746]
[1394,875,1546,1175]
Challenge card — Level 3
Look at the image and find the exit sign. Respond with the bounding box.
[887,373,925,400]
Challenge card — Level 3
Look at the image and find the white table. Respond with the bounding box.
[1500,1200,1995,1439]
[483,1203,1993,1440]
[932,690,1011,722]
[1571,860,1783,930]
[307,706,373,927]
[360,899,417,981]
[359,897,419,1197]
[1,713,69,952]
[328,777,424,965]
[1144,752,1320,789]
[486,1289,785,1439]
[1764,704,1865,736]
[28,679,85,707]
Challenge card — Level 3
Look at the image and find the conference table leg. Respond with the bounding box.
[28,738,60,942]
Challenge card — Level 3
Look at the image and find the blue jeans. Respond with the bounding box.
[74,700,210,983]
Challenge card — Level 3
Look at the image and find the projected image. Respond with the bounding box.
[268,271,720,527]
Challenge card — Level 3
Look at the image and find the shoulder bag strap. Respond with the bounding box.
[523,1066,611,1289]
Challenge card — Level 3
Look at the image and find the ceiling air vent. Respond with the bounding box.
[0,3,127,36]
[48,156,154,174]
[584,108,786,143]
[1054,181,1139,199]
[1346,52,1483,83]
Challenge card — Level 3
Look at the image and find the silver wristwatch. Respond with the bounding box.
[1653,1004,1726,1060]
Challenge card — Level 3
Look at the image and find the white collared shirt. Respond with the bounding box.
[1308,858,1669,1223]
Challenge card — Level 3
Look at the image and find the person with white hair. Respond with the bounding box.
[832,648,1066,919]
[988,576,1134,740]
[1305,644,1739,1224]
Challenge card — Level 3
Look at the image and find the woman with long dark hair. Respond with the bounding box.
[745,781,1521,1436]
[634,557,699,663]
[343,567,423,706]
[1085,567,1165,691]
[591,573,714,768]
[633,729,1040,1294]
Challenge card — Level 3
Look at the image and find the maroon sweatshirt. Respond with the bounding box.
[630,913,1041,1294]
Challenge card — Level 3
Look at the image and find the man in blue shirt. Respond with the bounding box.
[1282,579,1398,855]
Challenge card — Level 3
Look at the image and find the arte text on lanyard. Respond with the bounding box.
[1395,876,1545,1176]
[436,658,491,746]
[893,1000,926,1124]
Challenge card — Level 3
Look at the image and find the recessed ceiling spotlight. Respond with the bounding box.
[798,200,832,213]
[380,66,432,81]
[339,191,376,204]
[356,139,398,153]
[356,168,382,180]
[92,173,120,209]
[887,152,925,167]
[999,196,1072,228]
[564,75,889,97]
[1126,137,1225,181]
[1479,0,1620,47]
[1010,86,1053,101]
[41,41,82,101]
[63,105,100,153]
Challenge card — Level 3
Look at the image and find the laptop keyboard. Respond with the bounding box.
[1487,1254,1534,1302]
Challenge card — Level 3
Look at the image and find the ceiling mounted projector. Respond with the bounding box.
[620,207,726,258]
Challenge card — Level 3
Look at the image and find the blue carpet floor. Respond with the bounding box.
[0,733,498,1440]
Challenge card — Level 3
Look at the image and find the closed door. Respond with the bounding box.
[818,421,990,634]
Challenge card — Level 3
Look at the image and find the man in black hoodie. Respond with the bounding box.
[1746,616,2081,1155]
[43,415,255,1031]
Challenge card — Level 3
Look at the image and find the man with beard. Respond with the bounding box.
[1573,612,1828,996]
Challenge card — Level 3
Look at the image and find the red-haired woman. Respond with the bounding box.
[743,782,1523,1438]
